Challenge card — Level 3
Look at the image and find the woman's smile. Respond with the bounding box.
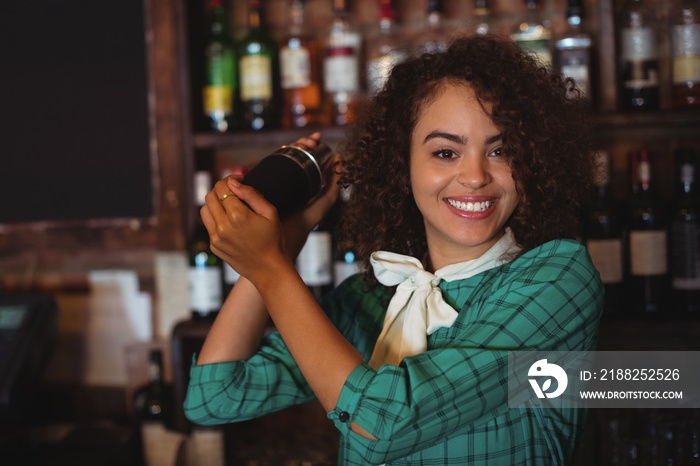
[445,197,497,216]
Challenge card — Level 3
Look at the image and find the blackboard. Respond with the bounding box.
[0,0,154,224]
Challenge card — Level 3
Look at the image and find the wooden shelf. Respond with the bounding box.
[192,125,350,150]
[594,108,700,131]
[190,109,700,151]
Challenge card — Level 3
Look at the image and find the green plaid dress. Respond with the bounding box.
[184,239,603,465]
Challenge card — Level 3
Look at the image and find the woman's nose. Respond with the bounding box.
[456,154,491,188]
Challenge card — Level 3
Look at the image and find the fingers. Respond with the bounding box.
[226,177,278,221]
[290,131,321,151]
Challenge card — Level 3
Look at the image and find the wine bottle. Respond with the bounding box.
[510,0,553,69]
[188,171,223,319]
[236,0,279,130]
[297,224,334,301]
[583,150,623,315]
[364,0,407,96]
[472,0,492,36]
[617,0,660,111]
[202,0,236,133]
[669,0,700,108]
[133,349,177,466]
[670,148,700,314]
[321,0,363,126]
[624,150,669,315]
[278,0,321,128]
[332,186,361,287]
[408,0,448,57]
[555,0,595,102]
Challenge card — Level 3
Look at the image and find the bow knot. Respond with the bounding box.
[367,229,520,369]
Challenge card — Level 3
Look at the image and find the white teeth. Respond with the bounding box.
[448,199,492,212]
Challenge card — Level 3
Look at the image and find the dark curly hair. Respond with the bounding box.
[337,34,595,286]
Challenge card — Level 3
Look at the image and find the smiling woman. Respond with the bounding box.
[184,34,603,466]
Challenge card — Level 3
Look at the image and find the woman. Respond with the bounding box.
[184,34,603,465]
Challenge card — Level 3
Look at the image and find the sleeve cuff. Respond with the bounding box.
[327,362,376,431]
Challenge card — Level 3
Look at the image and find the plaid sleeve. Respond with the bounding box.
[183,330,316,426]
[327,240,603,465]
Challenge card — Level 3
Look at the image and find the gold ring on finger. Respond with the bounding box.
[219,191,234,203]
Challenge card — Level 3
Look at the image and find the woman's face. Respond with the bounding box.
[409,82,520,270]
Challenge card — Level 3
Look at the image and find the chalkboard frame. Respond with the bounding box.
[0,0,158,226]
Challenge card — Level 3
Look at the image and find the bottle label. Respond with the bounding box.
[367,50,406,95]
[240,55,272,101]
[297,231,333,286]
[514,38,552,68]
[333,260,360,288]
[629,230,668,276]
[672,24,700,58]
[206,52,235,86]
[672,56,700,84]
[280,46,311,89]
[141,423,185,466]
[621,28,658,61]
[620,28,659,89]
[223,262,240,286]
[323,47,359,93]
[188,266,223,311]
[203,86,233,114]
[586,238,623,284]
[559,49,591,97]
[672,221,700,290]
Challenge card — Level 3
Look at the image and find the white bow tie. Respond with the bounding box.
[368,229,520,369]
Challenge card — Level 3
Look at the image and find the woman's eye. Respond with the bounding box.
[432,149,457,159]
[488,147,503,157]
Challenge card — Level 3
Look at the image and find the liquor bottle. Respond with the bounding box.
[583,151,623,315]
[321,0,363,126]
[670,148,700,314]
[333,238,361,287]
[364,0,407,96]
[188,171,223,319]
[236,0,279,130]
[510,0,553,69]
[133,349,177,466]
[409,0,448,57]
[332,186,361,287]
[624,150,669,315]
[555,0,595,102]
[669,0,700,108]
[617,0,660,111]
[202,0,236,133]
[278,0,322,128]
[472,0,492,36]
[297,224,334,301]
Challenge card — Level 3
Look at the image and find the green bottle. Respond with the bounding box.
[510,0,553,68]
[236,0,279,130]
[203,0,236,133]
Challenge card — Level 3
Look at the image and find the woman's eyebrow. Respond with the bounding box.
[423,131,466,145]
[423,131,503,145]
[485,134,503,144]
